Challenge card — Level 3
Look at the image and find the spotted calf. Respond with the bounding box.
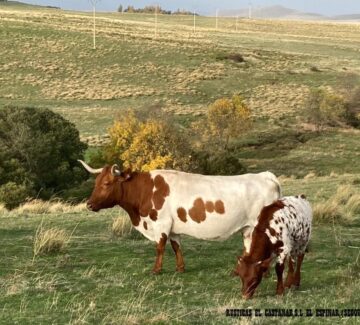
[235,195,312,299]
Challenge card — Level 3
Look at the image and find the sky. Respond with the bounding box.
[17,0,360,16]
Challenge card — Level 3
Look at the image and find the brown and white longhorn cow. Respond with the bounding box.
[78,160,281,274]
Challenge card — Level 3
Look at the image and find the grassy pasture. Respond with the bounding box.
[0,175,359,324]
[1,3,360,137]
[1,3,360,324]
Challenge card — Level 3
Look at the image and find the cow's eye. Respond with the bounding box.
[103,181,110,186]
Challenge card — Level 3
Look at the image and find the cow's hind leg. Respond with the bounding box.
[170,234,185,273]
[294,254,305,288]
[153,233,168,274]
[284,258,295,288]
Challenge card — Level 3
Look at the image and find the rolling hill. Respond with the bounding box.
[219,5,360,21]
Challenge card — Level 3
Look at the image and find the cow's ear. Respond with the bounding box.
[121,168,132,181]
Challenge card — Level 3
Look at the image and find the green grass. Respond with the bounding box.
[237,128,360,177]
[0,176,359,324]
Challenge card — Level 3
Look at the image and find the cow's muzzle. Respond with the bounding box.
[87,201,100,212]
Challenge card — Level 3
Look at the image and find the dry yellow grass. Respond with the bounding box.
[0,203,8,214]
[14,199,87,215]
[111,215,133,237]
[313,184,360,223]
[33,226,70,257]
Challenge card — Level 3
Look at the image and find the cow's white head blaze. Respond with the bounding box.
[78,160,130,212]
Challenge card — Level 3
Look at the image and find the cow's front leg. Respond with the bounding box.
[275,261,285,296]
[170,234,185,273]
[153,233,168,274]
[232,228,252,277]
[242,227,253,254]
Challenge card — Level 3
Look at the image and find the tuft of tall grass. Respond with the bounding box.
[313,185,360,223]
[111,215,133,238]
[33,219,77,258]
[0,203,8,215]
[14,199,87,215]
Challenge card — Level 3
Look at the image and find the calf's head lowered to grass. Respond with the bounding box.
[236,255,273,299]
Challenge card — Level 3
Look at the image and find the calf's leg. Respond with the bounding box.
[170,235,185,273]
[285,258,295,288]
[275,261,285,295]
[294,254,305,288]
[153,233,168,274]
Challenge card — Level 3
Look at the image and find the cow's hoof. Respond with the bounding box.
[176,267,185,273]
[152,269,161,275]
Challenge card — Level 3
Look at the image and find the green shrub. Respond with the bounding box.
[0,106,88,204]
[304,88,352,130]
[0,182,32,210]
[195,151,247,176]
[346,86,360,128]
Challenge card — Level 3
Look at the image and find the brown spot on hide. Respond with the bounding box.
[152,175,170,210]
[149,209,158,221]
[189,198,207,223]
[119,173,170,225]
[120,172,155,226]
[143,221,148,230]
[269,227,276,236]
[205,201,215,213]
[214,200,225,214]
[177,207,187,222]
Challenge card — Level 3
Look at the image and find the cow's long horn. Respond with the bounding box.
[111,164,121,176]
[77,160,103,174]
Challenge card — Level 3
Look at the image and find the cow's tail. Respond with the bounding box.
[265,171,282,199]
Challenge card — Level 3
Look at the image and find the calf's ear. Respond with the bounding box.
[260,256,273,269]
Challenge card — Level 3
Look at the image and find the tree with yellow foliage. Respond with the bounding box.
[105,111,193,172]
[205,95,252,150]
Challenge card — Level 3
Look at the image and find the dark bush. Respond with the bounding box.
[0,182,32,210]
[195,151,247,176]
[0,106,88,207]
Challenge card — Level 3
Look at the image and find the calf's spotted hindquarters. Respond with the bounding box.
[78,160,281,274]
[236,196,312,299]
